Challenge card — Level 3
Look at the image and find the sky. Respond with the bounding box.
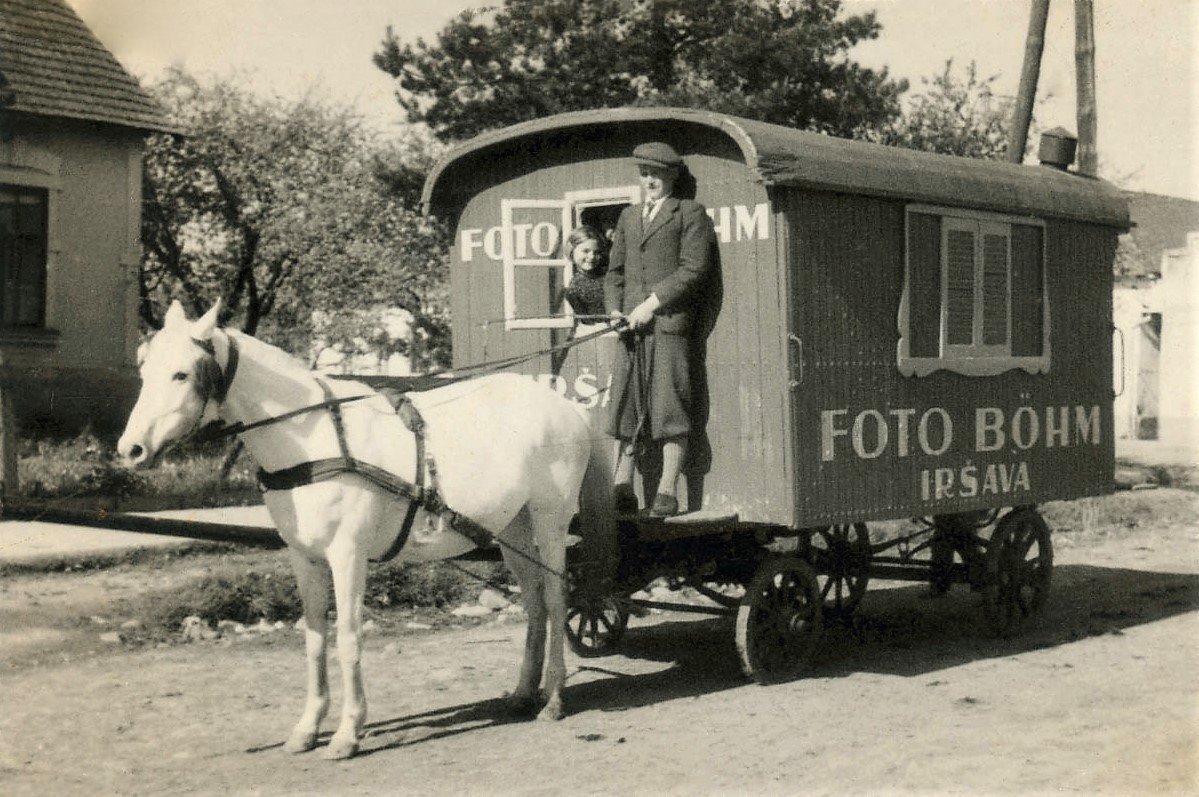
[67,0,1198,199]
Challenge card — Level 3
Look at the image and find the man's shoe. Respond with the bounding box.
[649,493,679,518]
[613,484,639,515]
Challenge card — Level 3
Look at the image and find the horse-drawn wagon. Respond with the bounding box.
[111,106,1129,754]
[421,107,1130,682]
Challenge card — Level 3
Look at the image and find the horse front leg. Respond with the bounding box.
[284,550,331,754]
[324,542,369,760]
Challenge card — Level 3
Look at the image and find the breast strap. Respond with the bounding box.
[255,380,492,562]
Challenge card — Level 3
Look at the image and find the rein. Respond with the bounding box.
[187,317,625,445]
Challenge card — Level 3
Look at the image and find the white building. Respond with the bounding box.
[1113,229,1199,448]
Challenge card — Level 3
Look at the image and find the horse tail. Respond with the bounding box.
[573,427,618,595]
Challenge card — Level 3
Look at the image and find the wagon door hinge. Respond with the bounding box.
[788,334,803,388]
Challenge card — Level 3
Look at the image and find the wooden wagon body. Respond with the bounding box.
[421,107,1129,532]
[422,110,1130,673]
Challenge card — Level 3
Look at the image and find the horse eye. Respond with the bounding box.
[172,371,188,382]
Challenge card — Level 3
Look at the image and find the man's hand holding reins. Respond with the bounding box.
[625,293,661,331]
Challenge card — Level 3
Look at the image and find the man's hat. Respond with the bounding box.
[632,142,683,171]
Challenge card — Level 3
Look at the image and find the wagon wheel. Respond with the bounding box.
[735,556,823,684]
[565,595,629,657]
[810,523,872,619]
[983,509,1053,636]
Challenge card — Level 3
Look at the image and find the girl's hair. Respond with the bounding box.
[567,224,605,252]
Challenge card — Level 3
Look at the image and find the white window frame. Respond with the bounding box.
[500,186,642,331]
[500,198,572,330]
[0,140,62,341]
[898,204,1050,377]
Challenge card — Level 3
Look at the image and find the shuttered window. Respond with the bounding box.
[899,206,1049,377]
[0,186,48,328]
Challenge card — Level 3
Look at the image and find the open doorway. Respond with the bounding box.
[577,202,629,245]
[567,186,641,249]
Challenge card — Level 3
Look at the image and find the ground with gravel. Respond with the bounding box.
[0,489,1196,795]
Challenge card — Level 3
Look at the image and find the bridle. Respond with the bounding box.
[190,332,240,406]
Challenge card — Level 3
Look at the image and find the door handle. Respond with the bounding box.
[788,333,803,389]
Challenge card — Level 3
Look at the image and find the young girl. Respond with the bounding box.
[560,225,608,322]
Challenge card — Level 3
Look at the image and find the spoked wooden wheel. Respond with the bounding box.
[810,523,872,618]
[984,509,1053,636]
[735,556,823,684]
[565,595,629,657]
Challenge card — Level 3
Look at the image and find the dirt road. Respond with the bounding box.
[1,493,1197,795]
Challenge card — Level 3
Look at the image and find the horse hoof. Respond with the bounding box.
[322,738,359,760]
[283,731,319,754]
[537,701,565,722]
[505,693,539,717]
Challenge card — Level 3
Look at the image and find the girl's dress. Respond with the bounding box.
[562,269,606,319]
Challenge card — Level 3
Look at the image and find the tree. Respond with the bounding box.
[876,60,1017,161]
[141,68,450,367]
[373,0,907,142]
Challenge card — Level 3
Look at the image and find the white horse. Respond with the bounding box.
[118,300,612,759]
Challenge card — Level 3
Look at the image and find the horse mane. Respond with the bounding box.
[226,329,314,378]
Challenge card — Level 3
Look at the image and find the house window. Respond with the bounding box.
[0,185,48,328]
[898,206,1049,377]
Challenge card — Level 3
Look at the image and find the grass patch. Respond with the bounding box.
[17,429,260,510]
[120,550,513,643]
[1043,488,1199,540]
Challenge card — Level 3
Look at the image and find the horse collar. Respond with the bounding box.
[192,333,240,404]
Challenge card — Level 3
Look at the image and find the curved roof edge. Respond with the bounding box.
[421,107,1130,230]
[420,107,756,212]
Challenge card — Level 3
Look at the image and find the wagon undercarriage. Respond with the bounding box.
[566,506,1054,684]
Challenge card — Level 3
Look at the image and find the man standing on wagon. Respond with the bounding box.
[606,142,717,517]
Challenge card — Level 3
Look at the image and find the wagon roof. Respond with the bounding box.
[422,107,1129,229]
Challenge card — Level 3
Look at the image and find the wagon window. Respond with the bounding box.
[898,207,1049,377]
[500,199,573,330]
[0,185,48,328]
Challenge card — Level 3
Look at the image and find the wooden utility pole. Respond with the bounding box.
[1074,0,1099,176]
[1009,0,1051,163]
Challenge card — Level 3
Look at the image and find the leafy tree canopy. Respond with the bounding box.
[141,68,450,368]
[374,0,908,142]
[875,60,1018,161]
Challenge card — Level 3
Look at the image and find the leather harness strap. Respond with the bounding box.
[254,381,492,562]
[186,327,578,568]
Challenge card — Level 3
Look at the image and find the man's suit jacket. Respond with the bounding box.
[604,196,716,336]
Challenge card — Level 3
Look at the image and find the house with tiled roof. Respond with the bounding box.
[1,0,172,431]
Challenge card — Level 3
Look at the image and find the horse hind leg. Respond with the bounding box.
[500,508,547,716]
[284,550,332,754]
[529,505,572,722]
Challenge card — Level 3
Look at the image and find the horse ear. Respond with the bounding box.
[190,298,223,341]
[163,300,188,329]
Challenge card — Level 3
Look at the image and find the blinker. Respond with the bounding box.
[190,335,240,404]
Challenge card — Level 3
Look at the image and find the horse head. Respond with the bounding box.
[117,299,226,468]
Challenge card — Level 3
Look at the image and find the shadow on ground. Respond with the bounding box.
[563,562,1199,714]
[249,563,1198,755]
